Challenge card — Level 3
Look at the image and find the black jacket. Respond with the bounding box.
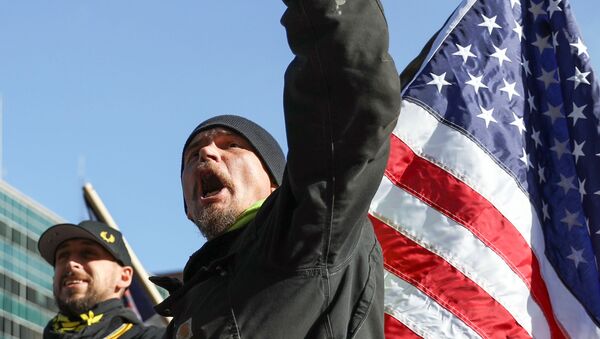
[153,0,400,337]
[43,299,164,339]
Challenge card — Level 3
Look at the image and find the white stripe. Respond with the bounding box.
[384,270,482,339]
[391,99,600,337]
[371,178,548,338]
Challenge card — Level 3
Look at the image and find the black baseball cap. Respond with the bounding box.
[38,220,132,267]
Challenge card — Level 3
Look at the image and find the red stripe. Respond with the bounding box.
[384,313,422,339]
[373,216,530,338]
[383,135,565,338]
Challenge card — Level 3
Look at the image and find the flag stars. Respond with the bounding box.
[529,1,547,21]
[527,90,537,113]
[532,34,552,53]
[465,73,488,94]
[579,178,587,202]
[544,103,563,124]
[478,14,502,34]
[453,44,477,64]
[548,0,563,18]
[537,68,559,89]
[500,79,520,101]
[427,72,452,93]
[566,247,587,268]
[531,127,543,148]
[510,0,521,9]
[552,32,560,50]
[520,148,533,169]
[557,174,576,194]
[573,140,586,163]
[561,209,583,231]
[522,57,532,77]
[542,201,550,220]
[490,45,512,66]
[510,112,527,135]
[538,165,546,183]
[568,103,587,125]
[568,67,591,89]
[477,105,497,128]
[551,138,570,160]
[570,38,589,57]
[513,20,524,41]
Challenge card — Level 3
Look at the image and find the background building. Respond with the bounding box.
[0,180,62,338]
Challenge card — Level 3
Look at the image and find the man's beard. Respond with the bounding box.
[55,287,101,318]
[193,203,239,239]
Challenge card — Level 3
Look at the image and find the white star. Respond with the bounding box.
[510,112,527,135]
[510,0,521,9]
[552,32,560,50]
[579,178,587,202]
[527,90,537,113]
[500,79,520,101]
[531,127,543,148]
[568,103,587,126]
[538,165,546,183]
[573,140,586,163]
[544,103,563,124]
[477,105,497,128]
[568,67,591,89]
[521,57,532,76]
[529,1,547,21]
[513,20,524,41]
[465,73,488,94]
[548,0,563,18]
[453,44,477,64]
[570,38,589,57]
[520,148,533,168]
[537,68,559,89]
[562,209,583,231]
[427,72,452,93]
[478,14,502,34]
[542,201,550,220]
[551,138,570,160]
[490,44,512,66]
[532,34,552,53]
[567,247,587,268]
[557,174,576,194]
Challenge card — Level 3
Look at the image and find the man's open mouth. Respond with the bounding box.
[201,173,226,198]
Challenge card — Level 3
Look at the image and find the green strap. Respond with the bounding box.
[227,199,265,233]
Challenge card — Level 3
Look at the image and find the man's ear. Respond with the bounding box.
[117,266,134,290]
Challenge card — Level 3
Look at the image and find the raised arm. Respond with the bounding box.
[268,0,400,268]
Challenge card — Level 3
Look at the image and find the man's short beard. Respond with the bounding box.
[55,290,101,318]
[193,205,239,239]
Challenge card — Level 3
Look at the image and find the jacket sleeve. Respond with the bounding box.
[261,0,400,268]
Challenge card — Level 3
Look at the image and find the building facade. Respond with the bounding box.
[0,180,62,338]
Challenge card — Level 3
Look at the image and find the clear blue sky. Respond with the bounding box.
[1,1,598,273]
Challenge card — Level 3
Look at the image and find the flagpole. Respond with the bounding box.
[82,183,169,324]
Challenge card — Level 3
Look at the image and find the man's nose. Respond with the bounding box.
[199,142,222,163]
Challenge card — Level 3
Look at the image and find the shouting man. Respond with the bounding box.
[152,0,400,337]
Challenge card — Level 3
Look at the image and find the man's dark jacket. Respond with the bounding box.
[152,0,401,337]
[43,299,163,339]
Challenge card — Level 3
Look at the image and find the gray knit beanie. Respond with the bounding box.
[181,115,286,186]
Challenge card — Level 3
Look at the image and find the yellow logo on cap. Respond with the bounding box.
[100,231,115,244]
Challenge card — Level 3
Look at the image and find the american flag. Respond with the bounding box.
[370,0,600,337]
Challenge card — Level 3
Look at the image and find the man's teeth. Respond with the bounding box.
[65,280,84,286]
[204,190,220,198]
